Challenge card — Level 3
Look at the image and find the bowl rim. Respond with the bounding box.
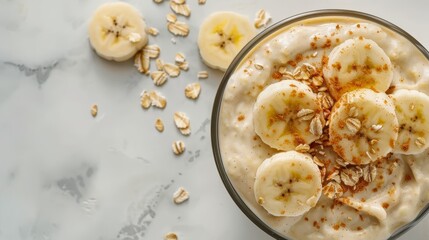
[211,9,429,240]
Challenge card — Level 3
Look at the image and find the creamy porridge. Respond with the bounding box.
[218,16,429,240]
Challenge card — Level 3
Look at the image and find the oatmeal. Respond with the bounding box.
[218,16,429,240]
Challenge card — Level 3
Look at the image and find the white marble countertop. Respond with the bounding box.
[1,0,428,239]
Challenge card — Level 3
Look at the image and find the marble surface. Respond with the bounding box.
[0,0,429,239]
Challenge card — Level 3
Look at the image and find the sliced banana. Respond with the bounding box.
[390,89,429,154]
[329,89,398,165]
[254,151,322,217]
[253,80,323,151]
[197,11,255,71]
[88,2,148,61]
[324,37,393,100]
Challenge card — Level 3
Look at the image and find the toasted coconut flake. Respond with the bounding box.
[164,232,178,240]
[322,181,344,199]
[140,91,152,109]
[185,82,201,99]
[173,186,189,204]
[198,71,209,79]
[149,91,167,109]
[254,9,271,28]
[90,104,98,117]
[151,71,168,86]
[346,118,361,135]
[134,51,150,74]
[167,21,190,36]
[174,112,190,129]
[297,109,315,121]
[144,45,160,59]
[164,63,181,77]
[175,52,186,63]
[170,2,191,17]
[167,13,177,23]
[155,59,164,71]
[172,140,185,155]
[146,27,159,36]
[155,118,164,132]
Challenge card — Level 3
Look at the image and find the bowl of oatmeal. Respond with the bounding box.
[211,9,429,240]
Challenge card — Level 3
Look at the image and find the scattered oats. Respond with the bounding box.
[175,52,186,63]
[90,104,98,117]
[173,186,189,204]
[312,75,324,87]
[167,13,178,23]
[320,167,326,180]
[254,9,271,28]
[185,82,201,99]
[168,21,190,36]
[174,112,190,129]
[146,27,159,36]
[335,158,348,167]
[310,115,323,136]
[318,150,326,156]
[156,58,164,71]
[198,0,206,4]
[319,92,334,109]
[322,181,344,199]
[172,140,185,155]
[150,91,167,108]
[144,44,160,59]
[341,167,361,186]
[311,52,318,57]
[198,71,209,79]
[348,106,359,117]
[127,32,141,43]
[155,118,164,132]
[163,63,181,77]
[302,63,317,76]
[371,124,383,132]
[134,51,150,74]
[313,156,324,167]
[328,170,342,183]
[363,164,377,182]
[170,2,191,17]
[297,109,315,121]
[179,126,191,136]
[140,91,152,109]
[254,63,264,70]
[318,86,328,92]
[177,61,189,71]
[293,68,310,80]
[415,137,426,148]
[295,144,310,153]
[153,0,163,3]
[346,117,361,135]
[172,0,185,4]
[164,232,178,240]
[151,71,168,86]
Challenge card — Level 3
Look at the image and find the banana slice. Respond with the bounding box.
[390,89,429,154]
[253,80,323,151]
[254,151,322,217]
[88,2,148,62]
[329,89,399,165]
[197,11,255,71]
[324,37,393,100]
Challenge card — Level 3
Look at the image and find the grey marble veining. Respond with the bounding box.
[1,0,429,239]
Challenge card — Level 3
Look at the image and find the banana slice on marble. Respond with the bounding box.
[324,37,393,100]
[254,151,322,217]
[329,89,399,165]
[253,80,323,151]
[88,2,148,61]
[390,89,429,154]
[197,11,255,71]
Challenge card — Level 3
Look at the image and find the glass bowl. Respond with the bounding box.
[211,9,429,240]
